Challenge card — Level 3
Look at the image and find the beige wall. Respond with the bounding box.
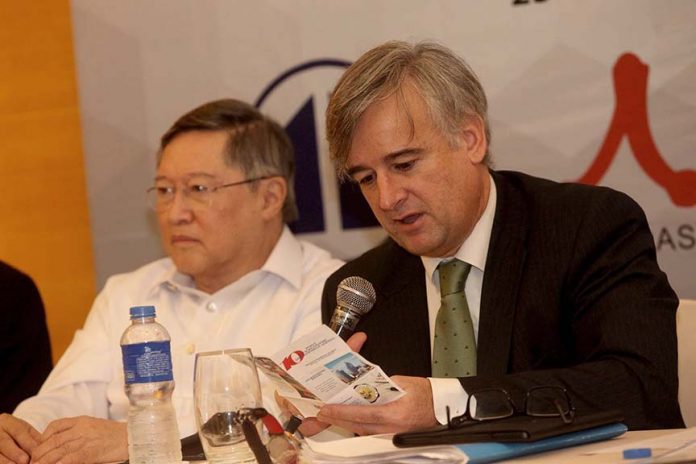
[0,0,95,362]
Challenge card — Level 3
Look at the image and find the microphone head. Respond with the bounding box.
[336,276,376,316]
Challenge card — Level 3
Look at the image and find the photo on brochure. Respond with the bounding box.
[361,371,403,404]
[324,352,374,385]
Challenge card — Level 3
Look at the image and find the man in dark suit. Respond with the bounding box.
[0,261,52,413]
[315,40,683,435]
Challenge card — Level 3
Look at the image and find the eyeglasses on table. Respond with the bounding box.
[447,385,576,429]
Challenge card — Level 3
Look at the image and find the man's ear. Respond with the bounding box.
[458,116,488,164]
[259,176,287,220]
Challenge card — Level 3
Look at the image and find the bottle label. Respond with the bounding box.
[121,341,174,384]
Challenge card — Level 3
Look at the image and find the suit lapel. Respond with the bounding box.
[478,172,528,376]
[360,241,432,377]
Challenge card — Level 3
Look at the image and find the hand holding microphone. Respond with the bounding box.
[328,276,376,340]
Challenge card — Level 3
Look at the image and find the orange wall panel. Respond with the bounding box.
[0,0,96,362]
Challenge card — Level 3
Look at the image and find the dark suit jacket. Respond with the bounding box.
[322,170,683,430]
[0,261,53,413]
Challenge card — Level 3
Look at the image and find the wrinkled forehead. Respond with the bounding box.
[155,130,242,177]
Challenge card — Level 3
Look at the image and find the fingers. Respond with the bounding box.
[31,433,68,463]
[32,417,83,463]
[346,332,367,352]
[316,407,388,435]
[48,418,127,464]
[0,414,40,464]
[13,425,41,452]
[6,416,127,464]
[32,438,82,464]
[316,376,438,435]
[317,403,393,435]
[0,434,30,464]
[297,417,330,437]
[39,417,73,441]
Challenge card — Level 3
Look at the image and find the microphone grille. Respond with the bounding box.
[336,276,376,315]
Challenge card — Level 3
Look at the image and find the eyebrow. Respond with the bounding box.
[154,172,218,181]
[346,147,424,178]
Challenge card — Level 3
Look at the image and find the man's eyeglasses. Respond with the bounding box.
[447,386,575,429]
[146,175,278,211]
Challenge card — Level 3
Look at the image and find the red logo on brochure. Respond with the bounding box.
[576,53,696,207]
[281,350,305,370]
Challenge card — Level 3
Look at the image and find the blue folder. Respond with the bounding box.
[456,423,628,464]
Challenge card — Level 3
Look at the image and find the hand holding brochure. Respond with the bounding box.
[256,325,405,418]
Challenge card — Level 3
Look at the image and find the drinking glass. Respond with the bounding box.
[194,349,262,463]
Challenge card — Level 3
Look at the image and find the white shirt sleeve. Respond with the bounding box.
[13,289,116,431]
[428,377,469,425]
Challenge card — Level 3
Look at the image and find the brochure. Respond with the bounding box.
[255,325,405,418]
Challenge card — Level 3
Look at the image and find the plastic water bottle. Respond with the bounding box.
[121,305,182,464]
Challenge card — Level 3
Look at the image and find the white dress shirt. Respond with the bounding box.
[14,227,343,436]
[421,176,497,424]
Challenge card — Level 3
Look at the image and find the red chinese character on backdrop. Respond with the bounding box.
[577,53,696,207]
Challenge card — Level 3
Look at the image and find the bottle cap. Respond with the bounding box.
[129,305,156,318]
[623,448,652,459]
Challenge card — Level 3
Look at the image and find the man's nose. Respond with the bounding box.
[165,190,194,223]
[376,175,406,211]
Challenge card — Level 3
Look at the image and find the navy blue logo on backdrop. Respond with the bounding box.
[255,60,379,234]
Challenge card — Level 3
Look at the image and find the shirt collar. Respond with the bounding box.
[260,225,304,290]
[421,173,497,281]
[148,261,189,297]
[150,225,303,297]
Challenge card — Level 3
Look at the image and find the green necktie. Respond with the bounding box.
[432,259,476,378]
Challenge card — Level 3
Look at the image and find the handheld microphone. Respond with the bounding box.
[328,276,376,340]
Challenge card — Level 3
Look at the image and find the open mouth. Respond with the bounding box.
[397,213,421,225]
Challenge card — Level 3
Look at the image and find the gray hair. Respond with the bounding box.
[326,40,491,179]
[160,98,298,223]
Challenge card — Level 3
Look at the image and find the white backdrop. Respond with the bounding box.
[70,0,695,298]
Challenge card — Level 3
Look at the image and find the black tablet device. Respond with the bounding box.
[393,409,624,447]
